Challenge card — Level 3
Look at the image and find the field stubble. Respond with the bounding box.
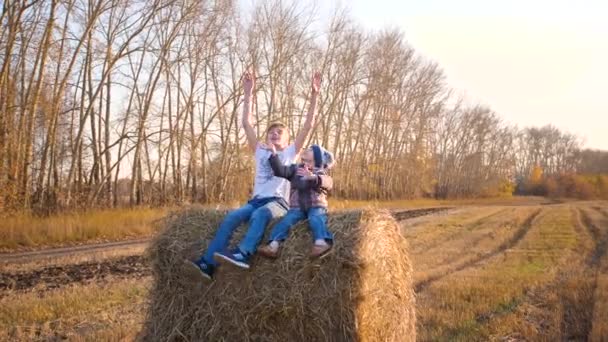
[1,201,607,341]
[407,203,608,341]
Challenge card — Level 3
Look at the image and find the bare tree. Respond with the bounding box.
[0,0,602,213]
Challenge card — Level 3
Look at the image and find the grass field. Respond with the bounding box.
[0,278,148,341]
[405,202,608,341]
[0,208,168,251]
[0,196,551,252]
[1,199,606,341]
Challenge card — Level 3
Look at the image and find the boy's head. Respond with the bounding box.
[266,122,289,149]
[301,145,335,171]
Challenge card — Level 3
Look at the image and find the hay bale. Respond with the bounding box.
[143,208,415,342]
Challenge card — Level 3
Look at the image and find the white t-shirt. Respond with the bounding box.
[252,143,298,202]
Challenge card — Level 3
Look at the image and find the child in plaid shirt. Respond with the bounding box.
[257,144,335,258]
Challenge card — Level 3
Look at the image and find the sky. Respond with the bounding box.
[238,0,607,149]
[345,0,608,149]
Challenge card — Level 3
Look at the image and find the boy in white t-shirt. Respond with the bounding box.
[186,70,322,280]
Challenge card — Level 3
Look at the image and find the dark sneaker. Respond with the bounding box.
[310,243,332,259]
[184,258,214,282]
[213,248,251,269]
[257,244,281,259]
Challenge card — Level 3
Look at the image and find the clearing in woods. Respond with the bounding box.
[0,201,607,341]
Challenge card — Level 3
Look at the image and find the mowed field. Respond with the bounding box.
[1,200,607,341]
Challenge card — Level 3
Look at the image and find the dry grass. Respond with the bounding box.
[581,206,608,341]
[404,206,540,287]
[144,208,415,341]
[476,207,579,340]
[0,207,167,251]
[591,274,608,341]
[1,201,606,341]
[403,206,507,256]
[330,196,551,210]
[408,205,608,341]
[0,197,554,252]
[0,277,150,341]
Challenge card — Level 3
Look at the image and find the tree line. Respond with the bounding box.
[1,0,606,214]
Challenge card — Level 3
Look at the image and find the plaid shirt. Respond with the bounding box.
[269,154,333,211]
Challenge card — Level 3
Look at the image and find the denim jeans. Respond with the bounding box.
[268,207,333,243]
[202,198,287,265]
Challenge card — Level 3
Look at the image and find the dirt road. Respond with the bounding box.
[0,207,451,295]
[0,238,150,265]
[0,207,450,265]
[0,255,149,296]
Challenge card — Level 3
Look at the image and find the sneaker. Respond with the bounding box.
[310,243,332,259]
[213,248,250,269]
[184,258,214,282]
[257,244,280,259]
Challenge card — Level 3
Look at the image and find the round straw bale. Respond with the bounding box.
[143,208,415,341]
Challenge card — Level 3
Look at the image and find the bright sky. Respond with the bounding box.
[239,0,608,149]
[346,0,608,150]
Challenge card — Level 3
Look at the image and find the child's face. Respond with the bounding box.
[266,127,289,148]
[300,150,314,169]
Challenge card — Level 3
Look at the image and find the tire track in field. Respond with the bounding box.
[467,206,604,340]
[581,207,608,266]
[422,209,520,263]
[415,208,543,293]
[574,207,608,340]
[0,255,150,297]
[592,205,608,217]
[391,207,452,221]
[410,208,511,255]
[554,207,598,340]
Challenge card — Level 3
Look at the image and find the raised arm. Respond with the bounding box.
[295,168,332,191]
[241,71,258,152]
[294,72,322,153]
[269,153,296,180]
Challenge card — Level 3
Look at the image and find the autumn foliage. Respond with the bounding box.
[520,166,608,199]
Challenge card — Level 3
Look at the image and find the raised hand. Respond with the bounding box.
[242,70,258,152]
[243,70,255,95]
[258,143,277,154]
[297,166,314,179]
[311,71,322,95]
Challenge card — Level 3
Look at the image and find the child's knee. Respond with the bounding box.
[309,213,328,223]
[250,207,272,222]
[223,211,244,227]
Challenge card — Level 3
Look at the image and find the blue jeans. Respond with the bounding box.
[268,207,333,243]
[202,198,287,265]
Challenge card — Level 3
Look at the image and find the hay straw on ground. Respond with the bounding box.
[143,208,415,341]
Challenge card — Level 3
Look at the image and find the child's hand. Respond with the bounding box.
[297,167,312,177]
[297,167,315,180]
[259,143,276,154]
[311,71,322,95]
[243,70,255,95]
